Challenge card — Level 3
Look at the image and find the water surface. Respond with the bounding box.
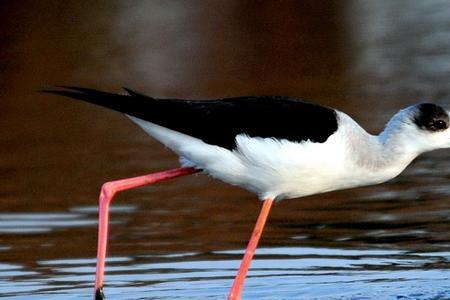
[2,1,450,299]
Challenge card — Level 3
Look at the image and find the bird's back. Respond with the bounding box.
[46,87,361,200]
[45,87,338,150]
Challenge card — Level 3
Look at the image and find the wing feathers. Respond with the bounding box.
[44,87,338,149]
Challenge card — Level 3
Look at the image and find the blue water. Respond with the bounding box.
[2,246,450,299]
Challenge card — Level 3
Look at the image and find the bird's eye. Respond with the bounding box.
[430,120,448,131]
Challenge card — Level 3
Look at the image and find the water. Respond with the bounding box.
[2,1,450,299]
[5,248,450,300]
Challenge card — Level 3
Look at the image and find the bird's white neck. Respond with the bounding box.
[369,112,427,178]
[344,112,421,181]
[378,107,432,160]
[377,127,420,167]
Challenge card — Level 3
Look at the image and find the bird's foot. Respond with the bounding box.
[95,287,106,300]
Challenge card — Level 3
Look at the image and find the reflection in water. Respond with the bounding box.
[1,0,450,299]
[0,205,136,234]
[348,0,450,126]
[2,247,450,299]
[0,212,97,234]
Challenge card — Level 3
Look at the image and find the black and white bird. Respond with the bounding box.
[46,87,450,300]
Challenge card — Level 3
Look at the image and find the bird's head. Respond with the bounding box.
[382,103,450,153]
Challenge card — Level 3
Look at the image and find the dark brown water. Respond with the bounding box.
[2,1,450,299]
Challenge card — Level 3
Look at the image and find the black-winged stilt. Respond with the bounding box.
[45,87,450,300]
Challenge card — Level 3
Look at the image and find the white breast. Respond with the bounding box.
[129,112,406,201]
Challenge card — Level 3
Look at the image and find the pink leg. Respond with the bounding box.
[228,198,275,300]
[94,167,199,300]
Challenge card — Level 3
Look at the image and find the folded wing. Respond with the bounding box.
[44,86,338,149]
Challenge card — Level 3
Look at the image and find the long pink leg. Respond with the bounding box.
[94,167,199,300]
[228,198,275,300]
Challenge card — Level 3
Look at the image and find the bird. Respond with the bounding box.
[45,86,450,300]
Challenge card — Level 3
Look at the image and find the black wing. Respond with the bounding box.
[44,87,338,150]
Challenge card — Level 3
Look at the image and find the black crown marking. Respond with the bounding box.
[413,103,449,132]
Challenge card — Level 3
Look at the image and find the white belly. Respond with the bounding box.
[129,116,406,201]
